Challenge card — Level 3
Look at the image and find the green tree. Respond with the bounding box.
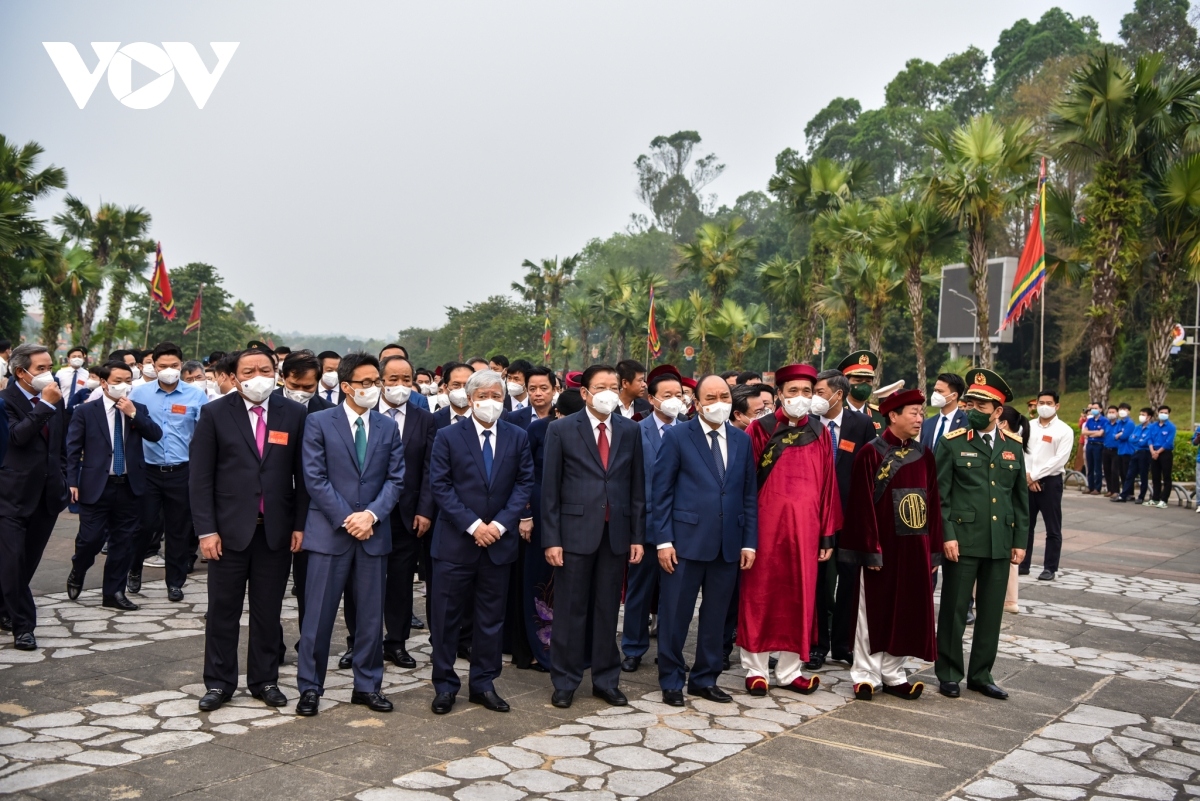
[1119,0,1200,69]
[708,300,780,370]
[756,254,807,361]
[676,218,756,312]
[634,131,724,240]
[991,8,1101,100]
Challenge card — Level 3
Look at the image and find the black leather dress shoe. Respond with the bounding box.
[968,682,1009,700]
[295,689,321,716]
[167,586,184,602]
[252,684,287,707]
[621,655,641,673]
[102,593,138,611]
[688,685,733,703]
[830,652,854,666]
[338,650,353,670]
[13,632,36,651]
[384,648,416,669]
[551,689,574,708]
[66,569,84,601]
[1038,570,1056,581]
[527,661,549,673]
[351,690,393,712]
[198,688,232,711]
[938,681,961,698]
[661,689,685,707]
[1017,567,1030,576]
[127,572,142,595]
[592,686,628,706]
[804,653,827,671]
[410,614,426,630]
[432,692,456,714]
[722,655,731,671]
[0,614,11,632]
[469,690,510,712]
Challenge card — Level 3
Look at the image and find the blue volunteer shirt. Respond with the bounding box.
[1110,417,1137,456]
[1130,423,1152,452]
[129,379,207,465]
[1147,419,1177,451]
[1083,415,1106,447]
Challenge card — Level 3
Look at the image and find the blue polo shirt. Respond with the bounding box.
[1147,419,1177,451]
[1130,423,1152,452]
[129,379,207,465]
[1109,417,1137,455]
[1083,415,1106,447]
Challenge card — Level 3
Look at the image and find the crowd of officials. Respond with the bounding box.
[0,334,1146,716]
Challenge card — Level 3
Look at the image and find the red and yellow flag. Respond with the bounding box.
[647,285,661,359]
[1002,158,1048,330]
[150,242,176,321]
[542,313,552,364]
[183,285,203,335]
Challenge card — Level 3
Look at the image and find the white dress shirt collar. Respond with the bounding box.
[343,400,370,439]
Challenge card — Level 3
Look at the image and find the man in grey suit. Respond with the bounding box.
[621,365,685,672]
[541,364,646,709]
[295,353,405,716]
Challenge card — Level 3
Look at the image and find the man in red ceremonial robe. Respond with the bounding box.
[739,363,840,695]
[840,389,943,701]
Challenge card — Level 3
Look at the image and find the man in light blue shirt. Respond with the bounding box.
[128,342,207,600]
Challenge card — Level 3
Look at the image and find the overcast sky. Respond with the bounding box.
[0,0,1131,339]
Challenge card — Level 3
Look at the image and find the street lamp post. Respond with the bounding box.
[949,289,980,368]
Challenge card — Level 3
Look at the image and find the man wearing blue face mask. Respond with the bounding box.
[1148,405,1176,509]
[1081,403,1106,494]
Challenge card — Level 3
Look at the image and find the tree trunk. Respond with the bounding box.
[100,269,130,355]
[1087,236,1122,409]
[78,286,102,348]
[968,226,993,369]
[1145,262,1178,410]
[905,261,927,395]
[846,298,859,353]
[867,306,883,370]
[801,247,829,361]
[1058,350,1067,397]
[787,309,806,363]
[40,290,66,351]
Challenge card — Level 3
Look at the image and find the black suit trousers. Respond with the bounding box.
[550,526,625,692]
[430,557,510,695]
[134,466,193,588]
[73,479,139,597]
[204,525,292,694]
[1020,474,1064,573]
[0,495,59,634]
[344,529,425,652]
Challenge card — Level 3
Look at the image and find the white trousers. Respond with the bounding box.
[742,650,806,685]
[849,571,908,689]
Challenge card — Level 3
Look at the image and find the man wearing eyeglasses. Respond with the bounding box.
[294,353,406,717]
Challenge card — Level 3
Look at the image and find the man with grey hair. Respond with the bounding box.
[428,370,534,714]
[807,367,877,669]
[0,344,68,649]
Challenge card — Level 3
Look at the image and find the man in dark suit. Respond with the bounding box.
[616,359,652,421]
[920,373,968,450]
[427,370,534,714]
[341,354,436,670]
[432,362,475,430]
[316,351,342,405]
[652,375,757,706]
[65,361,163,610]
[0,345,68,649]
[503,365,554,431]
[541,364,646,708]
[809,369,879,669]
[295,353,405,716]
[191,346,310,712]
[621,365,684,672]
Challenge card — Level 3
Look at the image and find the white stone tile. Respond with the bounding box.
[1022,786,1084,800]
[393,771,460,789]
[514,736,590,757]
[605,770,673,796]
[712,716,782,733]
[592,746,673,770]
[211,724,249,735]
[505,769,575,792]
[91,715,158,731]
[444,757,511,780]
[962,778,1019,799]
[576,713,659,730]
[64,750,141,766]
[551,758,610,777]
[489,746,544,769]
[0,729,31,746]
[987,751,1100,785]
[1062,705,1145,728]
[155,699,201,717]
[161,717,204,731]
[1040,723,1111,744]
[85,702,140,716]
[11,712,84,729]
[667,743,743,763]
[1096,774,1177,800]
[0,763,93,793]
[361,788,448,801]
[641,728,695,751]
[696,729,762,744]
[0,741,82,760]
[207,706,272,724]
[121,731,213,755]
[453,781,526,801]
[124,690,187,705]
[36,726,111,741]
[589,730,641,745]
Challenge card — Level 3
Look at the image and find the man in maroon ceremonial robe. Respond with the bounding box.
[840,388,943,701]
[739,363,840,695]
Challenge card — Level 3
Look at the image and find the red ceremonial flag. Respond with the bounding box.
[150,242,176,321]
[183,286,203,335]
[1001,158,1048,330]
[647,285,662,359]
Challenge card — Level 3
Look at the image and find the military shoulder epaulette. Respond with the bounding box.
[1003,431,1024,444]
[943,428,968,440]
[869,403,880,411]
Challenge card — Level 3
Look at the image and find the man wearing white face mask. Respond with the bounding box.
[129,342,207,601]
[1018,391,1074,581]
[277,351,334,414]
[316,351,342,405]
[920,373,968,449]
[432,363,476,430]
[55,345,90,399]
[622,365,685,672]
[503,358,532,412]
[740,363,840,696]
[427,370,533,714]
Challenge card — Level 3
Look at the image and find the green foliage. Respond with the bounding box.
[1119,0,1200,69]
[398,296,542,369]
[128,262,267,356]
[992,8,1101,100]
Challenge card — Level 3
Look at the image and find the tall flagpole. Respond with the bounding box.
[143,290,152,349]
[1039,288,1045,391]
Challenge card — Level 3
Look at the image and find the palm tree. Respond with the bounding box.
[556,334,578,372]
[564,295,594,366]
[875,196,961,393]
[922,114,1039,369]
[708,300,781,370]
[756,255,807,361]
[814,256,866,352]
[23,243,102,349]
[769,157,872,354]
[660,298,695,366]
[1049,50,1200,404]
[686,290,715,373]
[676,218,755,312]
[512,261,547,315]
[857,255,907,363]
[98,227,154,353]
[1145,152,1200,407]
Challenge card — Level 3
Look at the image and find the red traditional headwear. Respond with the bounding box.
[774,363,818,386]
[647,364,682,383]
[565,371,583,389]
[879,388,926,418]
[680,376,697,390]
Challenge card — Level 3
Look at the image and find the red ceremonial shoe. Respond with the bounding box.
[783,675,820,695]
[745,676,769,697]
[882,681,924,700]
[853,682,874,701]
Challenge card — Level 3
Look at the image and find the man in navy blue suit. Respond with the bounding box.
[65,361,163,610]
[621,365,685,673]
[295,353,405,716]
[503,365,555,430]
[428,370,534,714]
[920,373,967,450]
[432,362,475,430]
[651,375,757,706]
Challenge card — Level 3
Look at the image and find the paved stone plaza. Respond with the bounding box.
[0,492,1196,800]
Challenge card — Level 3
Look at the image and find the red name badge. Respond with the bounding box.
[839,438,856,453]
[1002,451,1017,460]
[1042,434,1054,443]
[268,431,289,446]
[171,404,187,415]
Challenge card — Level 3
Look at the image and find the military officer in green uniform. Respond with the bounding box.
[837,351,885,435]
[934,368,1028,700]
